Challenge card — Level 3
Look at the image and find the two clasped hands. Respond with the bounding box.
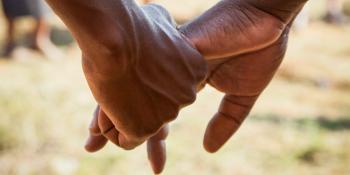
[45,0,308,173]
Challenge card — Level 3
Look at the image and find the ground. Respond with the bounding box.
[0,1,350,175]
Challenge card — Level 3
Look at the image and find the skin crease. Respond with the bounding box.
[85,106,169,174]
[87,0,307,173]
[179,0,308,153]
[46,0,207,149]
[45,0,206,173]
[45,0,308,174]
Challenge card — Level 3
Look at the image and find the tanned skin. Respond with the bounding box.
[45,0,308,174]
[180,0,308,153]
[45,0,207,173]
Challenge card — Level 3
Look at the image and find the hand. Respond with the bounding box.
[82,5,201,173]
[85,0,308,173]
[179,0,308,152]
[46,0,307,173]
[46,0,207,150]
[46,0,205,173]
[85,106,168,174]
[79,3,206,150]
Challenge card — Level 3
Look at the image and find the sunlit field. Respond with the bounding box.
[1,1,350,175]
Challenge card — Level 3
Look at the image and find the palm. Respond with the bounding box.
[206,1,291,91]
[206,2,292,103]
[180,0,306,152]
[203,32,289,152]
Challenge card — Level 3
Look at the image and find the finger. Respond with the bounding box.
[98,109,143,150]
[118,132,144,150]
[89,106,101,135]
[204,32,290,153]
[85,134,108,153]
[147,126,169,174]
[98,109,120,147]
[85,106,108,152]
[203,95,258,153]
[246,0,308,23]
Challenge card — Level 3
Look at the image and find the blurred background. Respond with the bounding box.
[0,0,350,174]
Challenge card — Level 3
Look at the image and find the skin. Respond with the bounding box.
[45,0,207,150]
[46,0,201,173]
[45,0,308,174]
[179,0,308,153]
[89,0,307,173]
[85,106,169,174]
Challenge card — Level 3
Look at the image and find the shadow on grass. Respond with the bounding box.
[251,115,350,131]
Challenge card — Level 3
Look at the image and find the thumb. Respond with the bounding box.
[147,125,169,174]
[203,95,258,153]
[246,0,308,23]
[85,106,108,152]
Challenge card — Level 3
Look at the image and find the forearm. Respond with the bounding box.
[45,0,140,58]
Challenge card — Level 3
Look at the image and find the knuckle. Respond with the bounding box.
[127,127,155,141]
[89,126,101,135]
[127,130,144,140]
[120,144,137,151]
[185,92,197,104]
[119,137,143,151]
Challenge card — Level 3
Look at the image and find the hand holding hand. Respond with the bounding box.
[69,3,206,173]
[84,0,308,173]
[79,3,206,150]
[46,0,308,174]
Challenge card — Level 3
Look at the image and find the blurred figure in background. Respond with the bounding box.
[293,0,347,31]
[293,5,310,31]
[1,0,56,58]
[324,0,346,24]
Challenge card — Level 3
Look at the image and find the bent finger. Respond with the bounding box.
[147,126,169,174]
[89,106,101,135]
[85,106,108,152]
[98,109,121,147]
[203,95,258,153]
[98,108,144,150]
[85,134,108,152]
[118,132,145,150]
